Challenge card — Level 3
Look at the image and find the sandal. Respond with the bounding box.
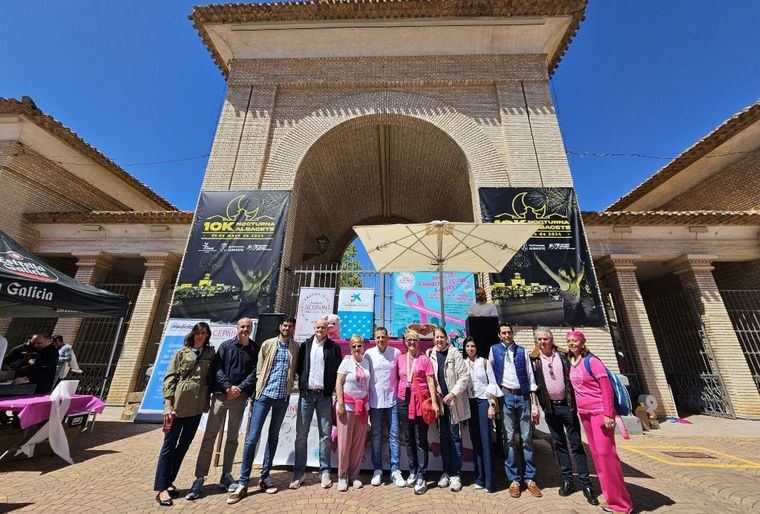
[155,492,173,507]
[166,484,179,498]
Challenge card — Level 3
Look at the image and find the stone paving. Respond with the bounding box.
[1,412,759,513]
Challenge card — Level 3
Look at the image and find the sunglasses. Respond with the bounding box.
[351,345,363,349]
[547,361,556,379]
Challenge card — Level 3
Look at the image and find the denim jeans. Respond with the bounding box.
[501,391,535,483]
[154,414,202,491]
[438,403,462,477]
[397,389,428,479]
[545,403,590,486]
[369,406,400,473]
[468,398,494,491]
[238,395,289,486]
[293,392,333,477]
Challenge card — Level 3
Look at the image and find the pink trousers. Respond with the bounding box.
[336,410,368,477]
[580,412,633,513]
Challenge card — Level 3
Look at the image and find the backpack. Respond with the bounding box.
[583,354,632,416]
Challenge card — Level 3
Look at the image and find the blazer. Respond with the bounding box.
[255,336,300,400]
[296,335,343,397]
[427,345,472,423]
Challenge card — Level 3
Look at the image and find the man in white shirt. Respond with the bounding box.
[466,287,498,318]
[488,323,542,499]
[291,319,342,490]
[364,327,405,487]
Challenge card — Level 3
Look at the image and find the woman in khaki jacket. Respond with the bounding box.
[427,327,471,493]
[154,322,215,506]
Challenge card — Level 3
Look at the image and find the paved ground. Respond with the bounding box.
[1,409,759,513]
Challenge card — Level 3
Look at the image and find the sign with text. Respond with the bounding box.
[337,287,374,339]
[170,190,290,323]
[479,187,605,327]
[294,287,335,343]
[391,272,475,348]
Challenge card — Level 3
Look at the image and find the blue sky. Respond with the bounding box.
[1,1,758,216]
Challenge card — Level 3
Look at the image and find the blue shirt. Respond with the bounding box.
[262,339,290,400]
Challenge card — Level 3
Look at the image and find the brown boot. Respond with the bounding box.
[526,480,542,498]
[226,484,247,505]
[509,481,521,498]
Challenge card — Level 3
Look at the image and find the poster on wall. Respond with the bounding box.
[336,287,374,339]
[294,287,335,343]
[391,272,475,348]
[479,187,605,327]
[170,190,291,323]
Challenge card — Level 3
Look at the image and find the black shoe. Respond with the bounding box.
[166,484,180,498]
[155,493,173,507]
[582,485,600,506]
[558,481,576,497]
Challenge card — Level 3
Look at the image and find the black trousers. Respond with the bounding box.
[153,414,202,491]
[544,403,591,486]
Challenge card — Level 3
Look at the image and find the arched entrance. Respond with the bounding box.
[286,114,473,267]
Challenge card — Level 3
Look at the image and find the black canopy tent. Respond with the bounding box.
[0,229,129,398]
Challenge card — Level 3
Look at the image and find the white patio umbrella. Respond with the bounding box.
[353,220,539,327]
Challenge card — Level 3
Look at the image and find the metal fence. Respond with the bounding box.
[720,290,760,394]
[644,290,734,418]
[283,263,393,329]
[71,283,141,397]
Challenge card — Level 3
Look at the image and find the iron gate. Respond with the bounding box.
[720,290,760,394]
[72,283,141,396]
[283,263,392,329]
[644,290,734,417]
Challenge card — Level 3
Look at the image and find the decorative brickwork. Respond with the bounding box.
[597,255,678,417]
[52,253,113,345]
[107,253,177,404]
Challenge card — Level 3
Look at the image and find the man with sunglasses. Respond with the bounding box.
[529,327,597,506]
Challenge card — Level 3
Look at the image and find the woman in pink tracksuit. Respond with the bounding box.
[566,330,632,514]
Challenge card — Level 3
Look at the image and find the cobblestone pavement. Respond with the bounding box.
[2,414,759,513]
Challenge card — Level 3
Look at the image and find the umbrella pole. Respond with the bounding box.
[99,316,125,400]
[438,266,446,329]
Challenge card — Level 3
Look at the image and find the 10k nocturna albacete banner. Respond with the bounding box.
[479,187,605,327]
[170,190,291,323]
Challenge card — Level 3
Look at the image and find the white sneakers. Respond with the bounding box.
[414,477,427,495]
[371,470,383,486]
[437,473,450,488]
[352,478,363,489]
[449,476,462,492]
[321,471,332,488]
[391,470,407,488]
[337,477,349,492]
[406,472,417,487]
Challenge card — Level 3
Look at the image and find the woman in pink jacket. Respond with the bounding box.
[566,330,632,514]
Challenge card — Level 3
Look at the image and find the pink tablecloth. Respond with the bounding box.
[334,339,434,356]
[0,394,106,429]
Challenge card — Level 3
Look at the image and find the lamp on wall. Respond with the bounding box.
[316,234,330,254]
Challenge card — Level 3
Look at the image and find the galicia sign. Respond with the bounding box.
[0,251,58,282]
[1,281,54,301]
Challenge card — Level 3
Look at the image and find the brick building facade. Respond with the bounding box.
[1,1,758,418]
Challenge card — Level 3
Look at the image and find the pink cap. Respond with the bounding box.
[566,330,586,343]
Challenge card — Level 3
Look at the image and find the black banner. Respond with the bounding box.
[479,187,605,327]
[170,190,291,323]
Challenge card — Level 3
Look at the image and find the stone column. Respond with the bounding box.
[597,255,678,417]
[671,255,760,418]
[107,253,177,404]
[52,252,113,344]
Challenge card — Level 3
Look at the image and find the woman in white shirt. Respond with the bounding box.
[335,335,371,492]
[464,337,502,493]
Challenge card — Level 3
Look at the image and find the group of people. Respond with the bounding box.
[1,332,82,396]
[155,317,632,514]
